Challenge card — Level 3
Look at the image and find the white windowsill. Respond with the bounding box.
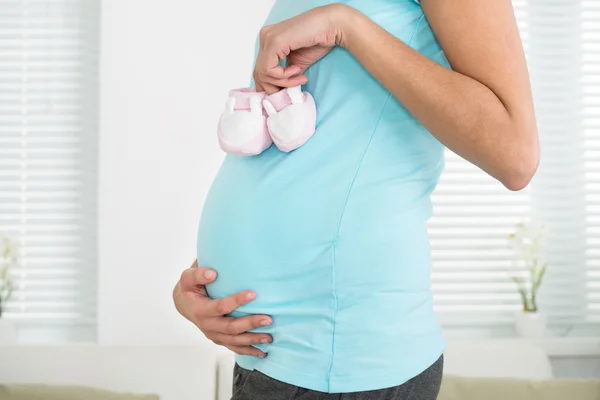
[455,337,600,357]
[516,337,600,357]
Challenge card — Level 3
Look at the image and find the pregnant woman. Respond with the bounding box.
[174,0,538,398]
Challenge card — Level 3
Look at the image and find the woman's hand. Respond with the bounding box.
[173,260,272,358]
[253,4,347,94]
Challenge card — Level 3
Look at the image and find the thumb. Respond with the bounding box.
[179,263,217,290]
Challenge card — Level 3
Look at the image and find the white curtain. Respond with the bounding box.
[0,0,99,342]
[430,0,600,333]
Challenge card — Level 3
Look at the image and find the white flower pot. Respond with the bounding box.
[0,318,17,344]
[515,311,547,337]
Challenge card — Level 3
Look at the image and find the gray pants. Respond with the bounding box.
[231,356,444,400]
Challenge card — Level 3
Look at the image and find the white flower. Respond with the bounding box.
[507,218,548,312]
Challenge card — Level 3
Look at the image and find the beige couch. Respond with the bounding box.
[0,385,159,400]
[0,345,216,400]
[438,376,600,400]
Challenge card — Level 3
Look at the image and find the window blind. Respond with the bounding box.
[429,0,600,331]
[583,0,600,321]
[0,0,99,341]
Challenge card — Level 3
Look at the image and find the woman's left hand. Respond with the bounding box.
[253,4,350,94]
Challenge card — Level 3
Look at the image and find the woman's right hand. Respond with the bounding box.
[173,260,272,358]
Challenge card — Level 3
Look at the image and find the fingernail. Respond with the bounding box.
[246,292,256,300]
[260,319,272,326]
[260,338,269,344]
[260,353,267,359]
[204,269,215,279]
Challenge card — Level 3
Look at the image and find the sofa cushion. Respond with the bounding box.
[0,384,159,400]
[439,375,600,400]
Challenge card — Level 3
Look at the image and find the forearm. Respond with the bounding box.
[336,5,538,190]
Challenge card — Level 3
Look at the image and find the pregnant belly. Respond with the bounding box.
[197,146,436,311]
[196,153,345,366]
[196,152,442,387]
[197,153,341,308]
[197,190,336,316]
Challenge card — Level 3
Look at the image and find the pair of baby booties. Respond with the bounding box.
[218,85,317,155]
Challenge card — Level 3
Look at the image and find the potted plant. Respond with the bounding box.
[508,219,548,337]
[0,236,18,343]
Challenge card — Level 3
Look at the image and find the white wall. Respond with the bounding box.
[98,0,274,345]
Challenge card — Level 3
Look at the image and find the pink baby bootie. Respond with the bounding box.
[262,86,317,153]
[217,88,272,156]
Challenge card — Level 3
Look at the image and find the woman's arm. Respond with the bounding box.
[254,0,539,190]
[337,0,538,190]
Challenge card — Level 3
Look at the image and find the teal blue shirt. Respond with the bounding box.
[198,0,449,393]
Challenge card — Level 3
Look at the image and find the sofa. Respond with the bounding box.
[1,340,598,400]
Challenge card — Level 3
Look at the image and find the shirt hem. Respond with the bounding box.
[236,340,446,394]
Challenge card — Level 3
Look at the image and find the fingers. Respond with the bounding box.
[259,74,308,93]
[212,332,272,347]
[282,64,302,78]
[209,290,256,317]
[179,266,217,289]
[263,64,287,80]
[262,99,278,117]
[249,95,263,114]
[254,68,308,96]
[219,314,273,335]
[225,96,236,114]
[202,314,273,358]
[226,345,267,358]
[286,86,303,104]
[254,71,279,95]
[262,81,282,96]
[264,63,303,79]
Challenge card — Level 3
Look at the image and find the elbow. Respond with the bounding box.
[503,166,536,192]
[500,137,540,192]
